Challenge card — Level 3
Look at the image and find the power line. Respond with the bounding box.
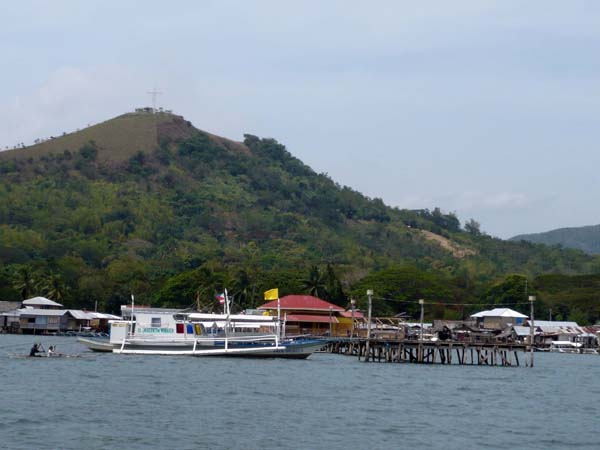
[370,295,535,308]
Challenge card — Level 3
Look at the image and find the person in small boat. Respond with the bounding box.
[29,343,43,357]
[47,345,56,357]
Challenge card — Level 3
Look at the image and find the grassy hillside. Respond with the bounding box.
[0,112,246,163]
[1,111,599,313]
[511,225,600,255]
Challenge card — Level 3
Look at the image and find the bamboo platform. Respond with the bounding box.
[325,338,530,367]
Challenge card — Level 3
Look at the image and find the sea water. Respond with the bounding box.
[1,335,599,450]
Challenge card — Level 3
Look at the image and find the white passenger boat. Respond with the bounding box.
[78,308,325,358]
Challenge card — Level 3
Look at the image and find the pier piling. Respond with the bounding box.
[326,338,526,367]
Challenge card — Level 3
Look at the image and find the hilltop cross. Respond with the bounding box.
[147,87,163,112]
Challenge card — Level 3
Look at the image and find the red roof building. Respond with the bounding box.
[259,295,345,313]
[259,295,354,336]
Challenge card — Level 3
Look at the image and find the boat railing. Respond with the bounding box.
[122,332,280,345]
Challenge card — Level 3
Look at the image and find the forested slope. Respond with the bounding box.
[512,225,600,255]
[1,112,598,316]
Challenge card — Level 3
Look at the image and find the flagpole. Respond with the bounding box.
[225,289,231,341]
[264,288,280,345]
[277,296,281,340]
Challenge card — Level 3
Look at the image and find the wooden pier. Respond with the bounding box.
[325,338,530,367]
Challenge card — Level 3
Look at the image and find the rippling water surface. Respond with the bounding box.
[1,335,599,450]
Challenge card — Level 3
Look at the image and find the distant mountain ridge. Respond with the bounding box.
[511,225,600,254]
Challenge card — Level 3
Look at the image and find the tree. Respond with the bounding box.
[39,272,68,303]
[302,266,327,298]
[350,265,461,318]
[568,308,589,325]
[324,265,346,306]
[464,219,481,236]
[12,265,36,300]
[232,269,259,309]
[155,264,225,309]
[483,274,531,311]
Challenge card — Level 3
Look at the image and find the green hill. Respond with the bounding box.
[1,111,599,313]
[0,111,246,163]
[511,225,600,255]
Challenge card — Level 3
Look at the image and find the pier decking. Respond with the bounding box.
[326,338,530,367]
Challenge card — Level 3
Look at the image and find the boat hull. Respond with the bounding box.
[79,336,326,358]
[77,337,114,352]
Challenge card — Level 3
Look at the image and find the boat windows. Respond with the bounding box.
[151,317,162,328]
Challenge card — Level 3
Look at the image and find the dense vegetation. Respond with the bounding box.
[511,224,600,255]
[1,113,599,323]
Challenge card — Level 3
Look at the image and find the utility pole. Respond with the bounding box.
[529,295,536,368]
[366,290,373,340]
[364,290,373,363]
[419,299,425,342]
[418,299,425,363]
[350,298,356,338]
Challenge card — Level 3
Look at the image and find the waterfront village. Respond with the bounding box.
[1,294,599,354]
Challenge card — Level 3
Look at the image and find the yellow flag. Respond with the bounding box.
[264,288,279,300]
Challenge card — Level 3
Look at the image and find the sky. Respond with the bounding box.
[1,0,600,238]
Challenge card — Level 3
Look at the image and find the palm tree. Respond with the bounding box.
[301,266,327,299]
[193,265,226,312]
[12,266,36,300]
[40,273,68,303]
[232,269,259,309]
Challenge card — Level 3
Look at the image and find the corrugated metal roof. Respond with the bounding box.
[67,310,95,320]
[13,309,118,320]
[528,320,579,327]
[513,326,538,336]
[471,308,528,319]
[88,312,122,320]
[259,295,345,312]
[537,325,584,335]
[22,297,63,307]
[0,301,21,313]
[17,308,66,316]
